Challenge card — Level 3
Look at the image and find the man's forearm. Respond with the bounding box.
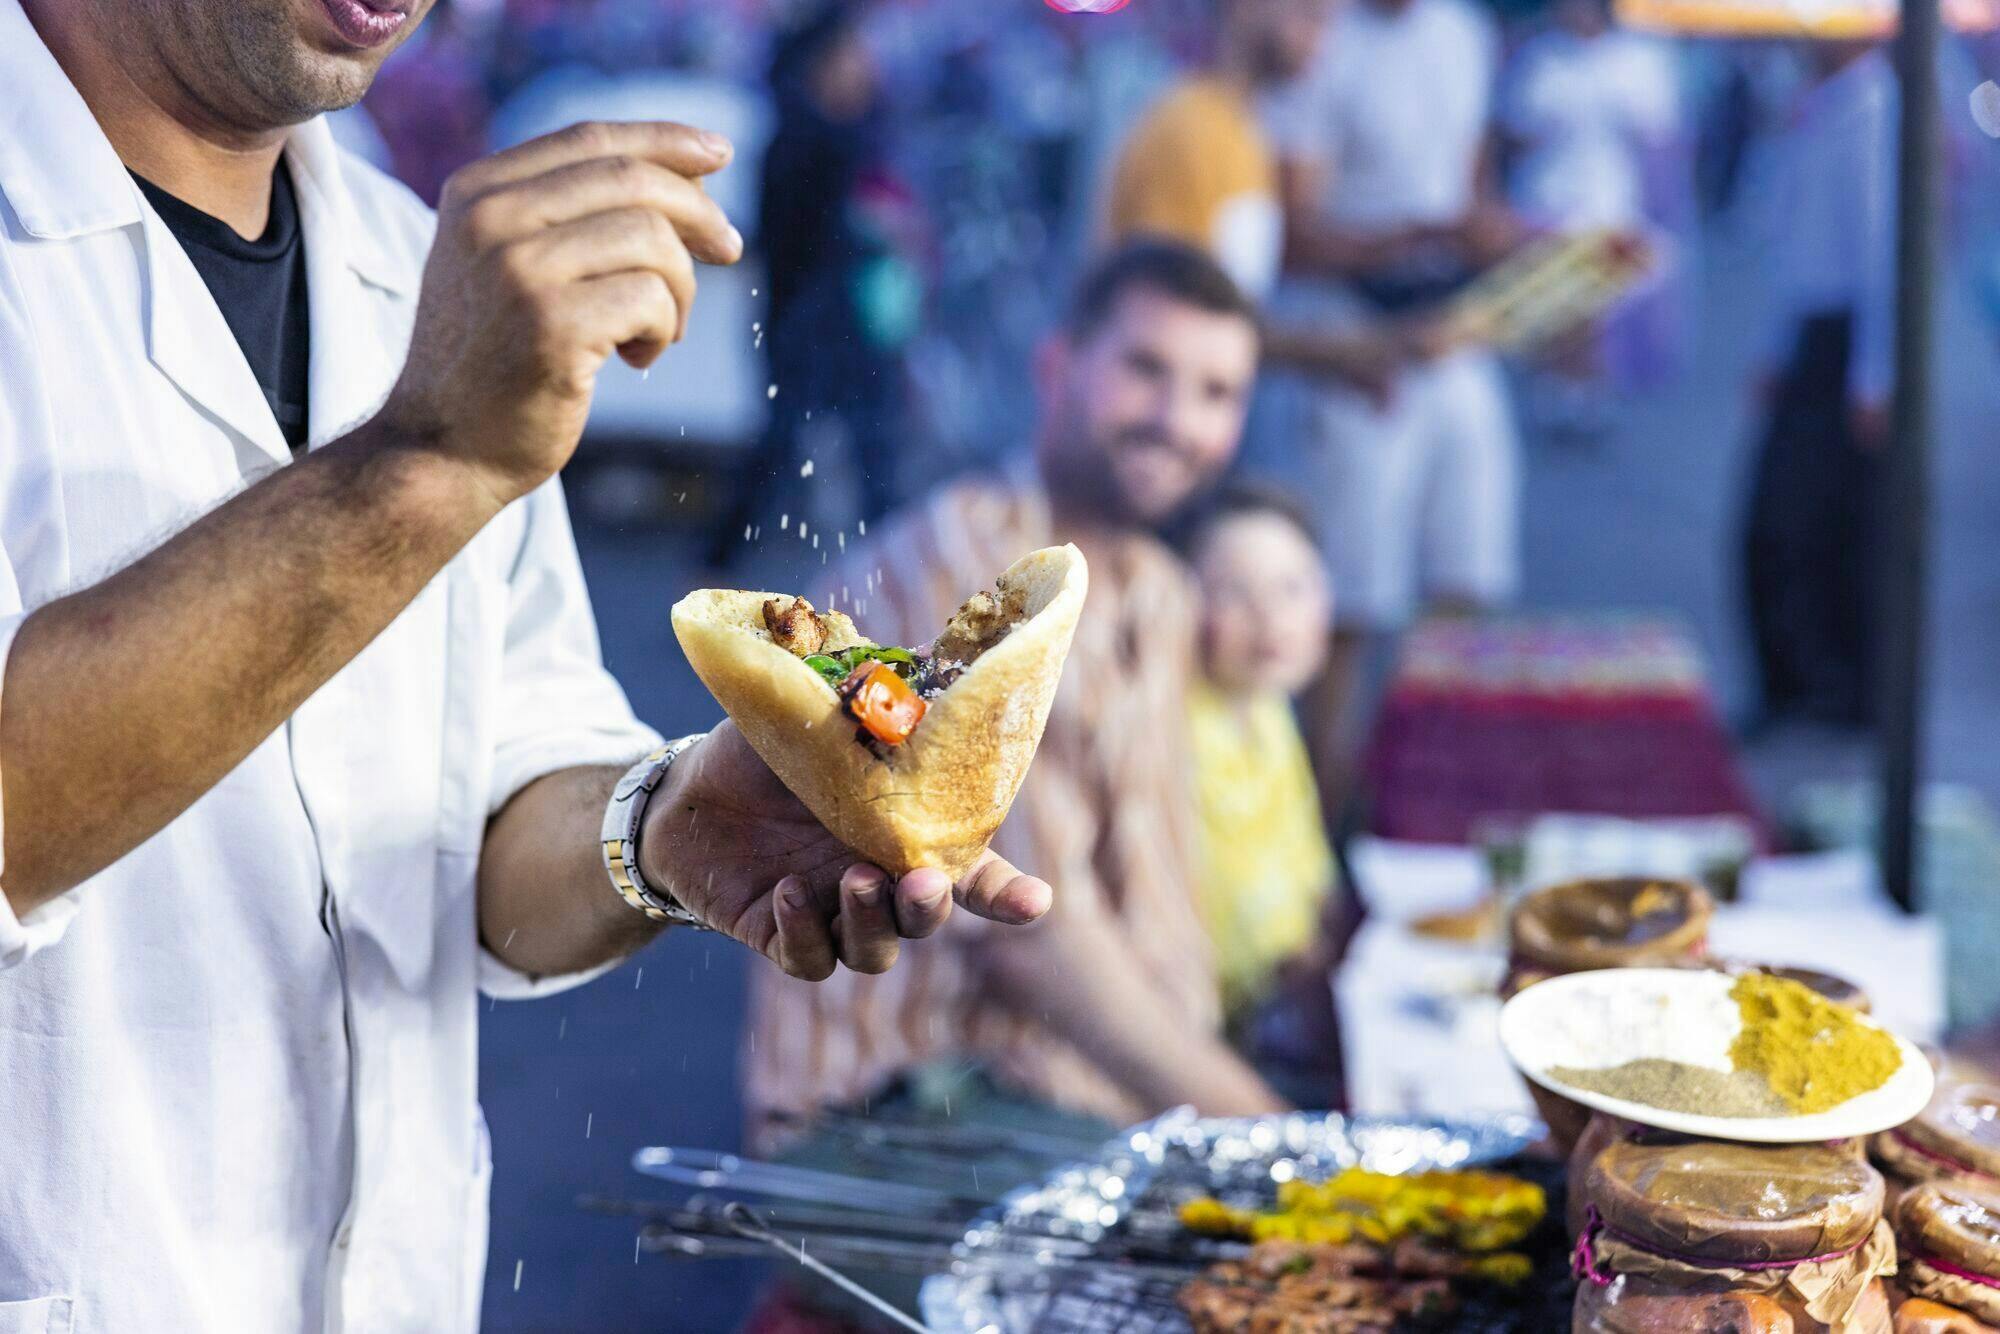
[983,905,1288,1118]
[1286,217,1433,279]
[477,762,663,979]
[0,426,501,913]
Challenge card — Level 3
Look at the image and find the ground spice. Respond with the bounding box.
[1549,1058,1789,1117]
[1729,972,1900,1114]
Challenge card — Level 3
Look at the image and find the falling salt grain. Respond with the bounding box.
[634,967,644,989]
[558,1016,567,1040]
[503,928,517,949]
[812,533,819,549]
[1975,81,2000,138]
[799,523,809,540]
[838,532,846,552]
[635,1235,642,1264]
[585,1112,593,1139]
[800,460,815,478]
[781,514,789,530]
[513,1260,523,1292]
[767,384,778,400]
[858,520,867,536]
[743,525,752,541]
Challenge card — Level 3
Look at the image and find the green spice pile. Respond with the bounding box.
[1548,1058,1789,1118]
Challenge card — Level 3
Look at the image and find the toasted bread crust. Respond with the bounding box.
[672,545,1087,876]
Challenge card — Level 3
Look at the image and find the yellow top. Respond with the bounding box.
[1104,78,1281,295]
[1188,681,1337,1015]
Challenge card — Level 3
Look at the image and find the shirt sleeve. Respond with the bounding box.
[0,251,81,971]
[477,477,664,999]
[0,556,72,971]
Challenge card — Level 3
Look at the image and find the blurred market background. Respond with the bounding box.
[329,0,2000,1327]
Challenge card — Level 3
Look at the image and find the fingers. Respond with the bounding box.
[891,868,954,940]
[835,866,900,975]
[560,270,682,370]
[773,876,837,982]
[450,120,734,197]
[472,161,742,266]
[525,210,701,345]
[761,856,1046,983]
[953,852,1054,926]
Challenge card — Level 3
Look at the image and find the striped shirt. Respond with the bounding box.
[743,479,1222,1146]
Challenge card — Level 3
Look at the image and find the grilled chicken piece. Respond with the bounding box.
[934,585,1027,664]
[762,596,830,657]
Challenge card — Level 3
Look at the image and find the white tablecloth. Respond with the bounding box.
[1335,845,1945,1119]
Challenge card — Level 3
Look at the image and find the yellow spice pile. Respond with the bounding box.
[1728,972,1900,1114]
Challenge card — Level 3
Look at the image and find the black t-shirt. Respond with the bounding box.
[135,162,312,452]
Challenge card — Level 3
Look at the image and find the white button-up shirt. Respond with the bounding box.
[1266,0,1498,229]
[0,4,661,1330]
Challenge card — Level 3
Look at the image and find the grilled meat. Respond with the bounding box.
[762,596,831,656]
[1179,1242,1457,1334]
[934,586,1027,664]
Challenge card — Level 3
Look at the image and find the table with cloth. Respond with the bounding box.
[1363,614,1771,845]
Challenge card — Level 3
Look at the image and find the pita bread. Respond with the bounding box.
[672,545,1087,877]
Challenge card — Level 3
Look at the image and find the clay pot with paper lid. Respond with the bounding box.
[1571,1139,1896,1334]
[1504,877,1714,1149]
[1889,1182,2000,1331]
[1876,1082,2000,1210]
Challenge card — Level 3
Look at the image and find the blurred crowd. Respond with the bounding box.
[350,0,2000,1316]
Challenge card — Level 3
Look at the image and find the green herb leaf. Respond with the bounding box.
[802,654,848,686]
[839,645,918,677]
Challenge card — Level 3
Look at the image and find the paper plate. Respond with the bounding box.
[1499,967,1934,1143]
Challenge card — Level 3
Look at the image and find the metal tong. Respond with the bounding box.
[630,1146,995,1217]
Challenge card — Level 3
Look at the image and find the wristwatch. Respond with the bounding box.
[601,734,710,929]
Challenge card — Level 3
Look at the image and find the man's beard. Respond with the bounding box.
[136,0,384,131]
[1039,423,1215,535]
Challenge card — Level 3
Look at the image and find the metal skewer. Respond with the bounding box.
[719,1202,937,1334]
[631,1146,989,1216]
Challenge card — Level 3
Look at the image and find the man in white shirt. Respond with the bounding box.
[1261,0,1525,812]
[0,1,1050,1330]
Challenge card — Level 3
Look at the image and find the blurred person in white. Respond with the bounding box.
[1103,0,1415,402]
[1262,0,1526,818]
[744,242,1293,1151]
[0,0,1053,1328]
[1741,39,1897,731]
[1500,0,1686,429]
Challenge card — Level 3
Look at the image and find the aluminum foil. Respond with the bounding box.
[919,1108,1543,1333]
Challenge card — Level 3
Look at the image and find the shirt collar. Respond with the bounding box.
[0,0,144,239]
[0,0,416,298]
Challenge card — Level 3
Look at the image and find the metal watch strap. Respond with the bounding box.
[601,734,709,929]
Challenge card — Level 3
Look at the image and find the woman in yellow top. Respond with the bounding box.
[1183,487,1348,1076]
